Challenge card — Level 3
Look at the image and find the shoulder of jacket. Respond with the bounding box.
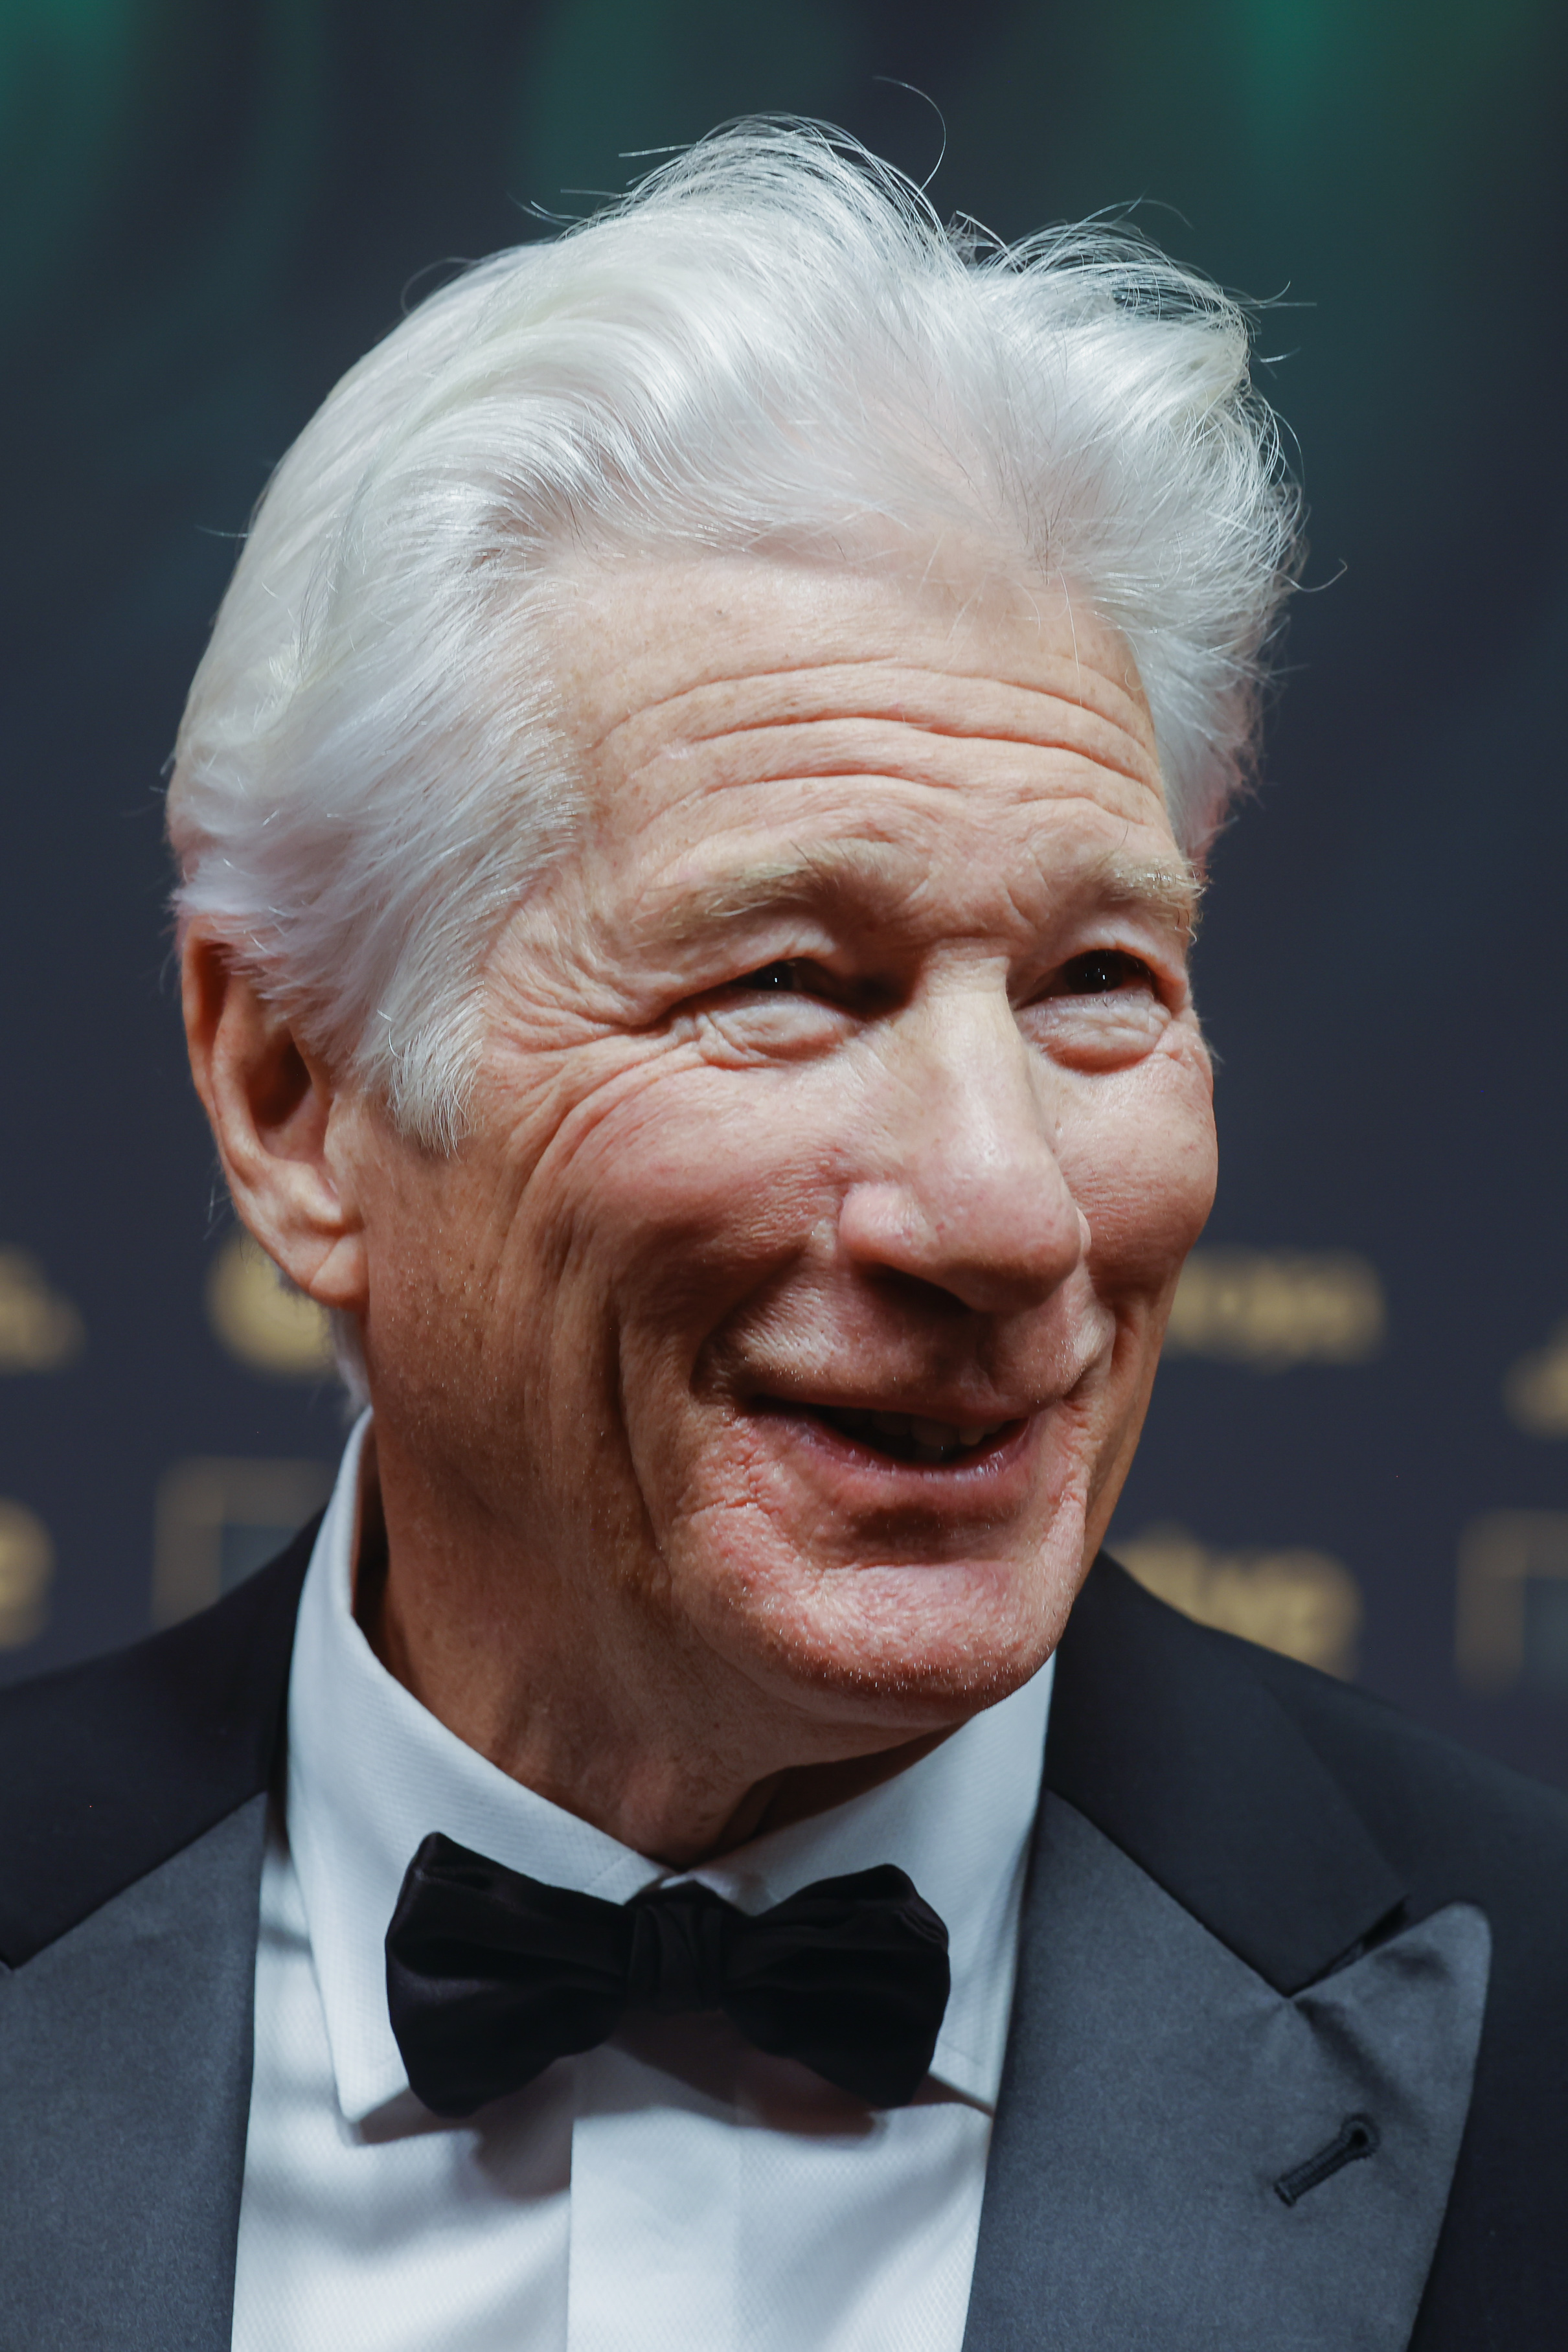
[0,1524,316,1965]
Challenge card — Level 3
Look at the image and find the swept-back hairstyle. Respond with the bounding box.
[169,119,1300,1150]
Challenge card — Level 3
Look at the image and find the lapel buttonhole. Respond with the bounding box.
[1274,2112,1380,2207]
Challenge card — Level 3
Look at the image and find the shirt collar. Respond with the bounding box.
[286,1415,1052,2124]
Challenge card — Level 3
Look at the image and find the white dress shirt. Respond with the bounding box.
[231,1415,1052,2351]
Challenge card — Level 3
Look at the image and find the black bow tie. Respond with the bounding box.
[385,1831,951,2116]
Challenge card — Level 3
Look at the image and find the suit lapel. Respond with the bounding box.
[0,1796,269,2351]
[962,1560,1492,2352]
[0,1527,313,2352]
[0,1522,313,1967]
[1043,1555,1405,1989]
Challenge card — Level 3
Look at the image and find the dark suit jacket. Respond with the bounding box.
[2,1537,1565,2350]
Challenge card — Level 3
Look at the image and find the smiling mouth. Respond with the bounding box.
[773,1402,1021,1467]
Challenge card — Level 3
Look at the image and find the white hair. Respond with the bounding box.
[169,119,1301,1152]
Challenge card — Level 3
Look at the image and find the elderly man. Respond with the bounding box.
[2,126,1564,2352]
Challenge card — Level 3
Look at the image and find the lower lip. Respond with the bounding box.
[747,1402,1039,1500]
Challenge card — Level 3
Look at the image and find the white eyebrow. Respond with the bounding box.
[1093,851,1203,939]
[659,841,915,942]
[654,839,1200,950]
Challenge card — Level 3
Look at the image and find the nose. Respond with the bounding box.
[837,984,1087,1316]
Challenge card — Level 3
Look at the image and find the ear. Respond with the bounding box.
[181,929,369,1313]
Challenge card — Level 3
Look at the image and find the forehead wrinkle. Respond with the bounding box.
[580,654,1155,777]
[621,705,1164,823]
[687,710,1153,794]
[654,746,1158,816]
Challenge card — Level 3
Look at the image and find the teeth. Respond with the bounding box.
[911,1417,956,1448]
[824,1407,1009,1462]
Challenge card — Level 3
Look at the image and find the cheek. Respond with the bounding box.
[512,1060,841,1362]
[1060,1045,1218,1297]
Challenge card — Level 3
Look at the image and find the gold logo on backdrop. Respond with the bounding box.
[1115,1522,1363,1677]
[205,1229,334,1376]
[0,1250,84,1371]
[0,1499,54,1647]
[1456,1511,1568,1691]
[1503,1323,1568,1438]
[1165,1249,1385,1371]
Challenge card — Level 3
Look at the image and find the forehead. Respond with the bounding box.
[555,545,1157,763]
[541,548,1181,925]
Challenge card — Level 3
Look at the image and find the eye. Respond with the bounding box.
[734,961,804,992]
[1058,949,1155,996]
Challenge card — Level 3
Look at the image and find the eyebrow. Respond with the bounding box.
[659,838,1201,946]
[661,841,912,941]
[1091,850,1203,939]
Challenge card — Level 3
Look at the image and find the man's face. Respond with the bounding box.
[358,548,1216,1742]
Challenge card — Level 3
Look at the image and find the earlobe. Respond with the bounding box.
[181,930,369,1314]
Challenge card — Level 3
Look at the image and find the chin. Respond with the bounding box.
[705,1520,1088,1724]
